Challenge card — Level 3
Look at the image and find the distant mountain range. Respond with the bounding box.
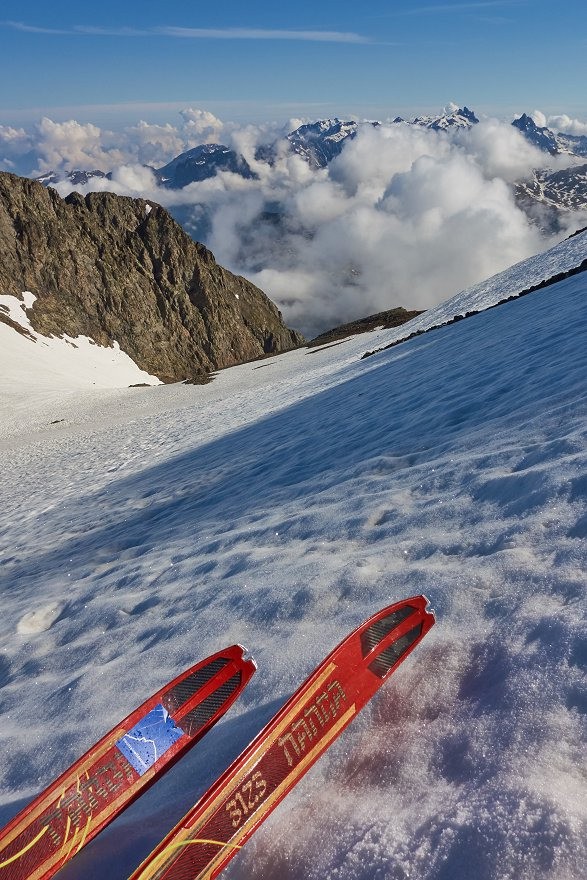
[36,168,113,187]
[35,107,587,233]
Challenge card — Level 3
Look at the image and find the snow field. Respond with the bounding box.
[0,265,586,879]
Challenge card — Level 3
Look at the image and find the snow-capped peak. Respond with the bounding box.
[409,105,479,131]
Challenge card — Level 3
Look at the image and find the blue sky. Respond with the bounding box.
[1,0,586,126]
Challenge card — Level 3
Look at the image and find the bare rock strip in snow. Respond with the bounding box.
[0,172,304,384]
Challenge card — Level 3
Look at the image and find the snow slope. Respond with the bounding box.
[0,258,586,880]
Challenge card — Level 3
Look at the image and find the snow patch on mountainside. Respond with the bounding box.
[0,292,160,394]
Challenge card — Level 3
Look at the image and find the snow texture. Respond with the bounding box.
[0,238,586,880]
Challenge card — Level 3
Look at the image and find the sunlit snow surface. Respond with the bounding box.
[0,236,586,880]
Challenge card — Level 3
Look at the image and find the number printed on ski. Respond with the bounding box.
[130,595,435,880]
[0,645,256,880]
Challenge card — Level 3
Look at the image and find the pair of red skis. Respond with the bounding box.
[0,596,434,880]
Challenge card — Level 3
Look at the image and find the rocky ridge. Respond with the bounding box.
[0,172,304,383]
[409,105,479,131]
[308,307,424,347]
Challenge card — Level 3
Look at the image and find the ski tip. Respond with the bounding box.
[358,595,435,679]
[419,592,434,609]
[235,644,257,669]
[400,594,436,626]
[422,594,436,624]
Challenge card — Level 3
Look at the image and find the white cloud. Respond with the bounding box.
[34,117,127,173]
[30,111,230,174]
[2,21,370,43]
[532,109,587,137]
[178,109,225,145]
[155,26,370,43]
[0,124,30,146]
[330,123,452,197]
[110,164,159,192]
[178,121,547,336]
[458,118,547,182]
[531,110,548,128]
[547,114,587,137]
[123,121,186,167]
[0,125,32,170]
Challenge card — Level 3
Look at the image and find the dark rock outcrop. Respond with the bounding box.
[308,307,423,347]
[0,172,304,382]
[512,113,560,154]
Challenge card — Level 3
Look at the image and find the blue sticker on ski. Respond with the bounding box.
[116,704,185,776]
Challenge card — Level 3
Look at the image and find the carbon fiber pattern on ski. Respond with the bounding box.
[162,659,230,715]
[368,623,423,678]
[177,673,242,737]
[360,605,416,657]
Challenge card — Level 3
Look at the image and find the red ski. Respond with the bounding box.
[130,596,435,880]
[0,645,256,880]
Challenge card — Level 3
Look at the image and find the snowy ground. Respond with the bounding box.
[0,245,586,879]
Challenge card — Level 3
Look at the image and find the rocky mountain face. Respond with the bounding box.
[0,172,304,383]
[512,113,560,154]
[556,132,587,158]
[504,115,587,231]
[284,119,375,169]
[154,144,257,188]
[512,113,587,157]
[254,119,367,169]
[516,164,587,232]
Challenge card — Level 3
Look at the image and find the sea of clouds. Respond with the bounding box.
[1,107,586,337]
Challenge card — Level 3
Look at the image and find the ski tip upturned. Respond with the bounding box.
[0,645,256,880]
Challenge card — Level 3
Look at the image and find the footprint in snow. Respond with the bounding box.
[17,601,65,635]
